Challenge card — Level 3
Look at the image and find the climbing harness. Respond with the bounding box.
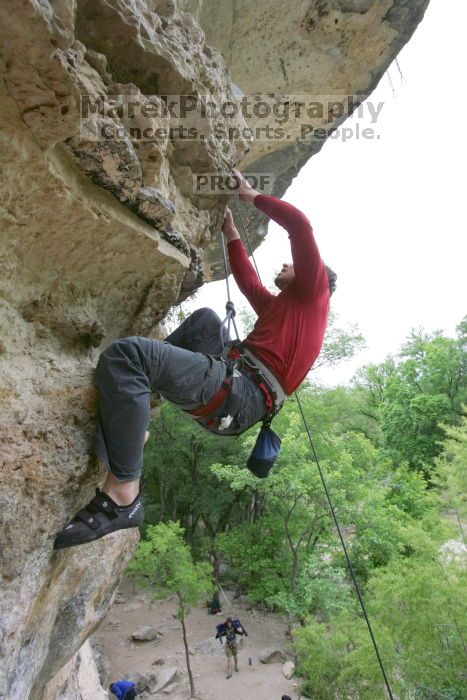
[186,366,235,430]
[229,341,286,416]
[226,194,395,700]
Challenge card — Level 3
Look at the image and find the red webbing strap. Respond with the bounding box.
[227,345,241,360]
[258,381,273,412]
[186,376,233,419]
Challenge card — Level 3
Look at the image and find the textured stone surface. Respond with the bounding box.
[282,660,296,679]
[41,639,110,700]
[193,637,223,656]
[0,528,137,700]
[129,670,159,693]
[131,625,161,642]
[0,0,429,698]
[259,646,288,664]
[154,666,179,693]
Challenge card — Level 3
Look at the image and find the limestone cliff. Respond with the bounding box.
[0,1,429,698]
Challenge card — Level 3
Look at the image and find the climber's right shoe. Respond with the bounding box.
[53,488,143,550]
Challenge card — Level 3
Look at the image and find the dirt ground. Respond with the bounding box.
[95,578,303,699]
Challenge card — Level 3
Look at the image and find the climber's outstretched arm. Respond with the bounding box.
[232,169,328,301]
[222,206,273,315]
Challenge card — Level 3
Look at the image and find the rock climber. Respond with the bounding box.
[53,169,336,550]
[215,616,248,679]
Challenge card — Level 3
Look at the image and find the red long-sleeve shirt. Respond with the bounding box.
[228,194,330,394]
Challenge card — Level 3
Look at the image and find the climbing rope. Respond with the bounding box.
[386,57,403,99]
[217,581,233,611]
[218,230,240,346]
[395,57,404,85]
[222,195,395,700]
[233,199,262,280]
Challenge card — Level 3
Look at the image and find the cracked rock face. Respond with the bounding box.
[0,0,429,698]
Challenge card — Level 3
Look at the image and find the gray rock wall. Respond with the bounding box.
[0,1,429,697]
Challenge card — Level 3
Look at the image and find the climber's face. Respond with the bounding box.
[274,263,295,290]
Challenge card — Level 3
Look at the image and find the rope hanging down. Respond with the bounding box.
[219,230,240,346]
[224,198,395,700]
[233,199,262,280]
[218,581,233,611]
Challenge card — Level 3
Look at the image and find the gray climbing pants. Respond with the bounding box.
[93,308,268,481]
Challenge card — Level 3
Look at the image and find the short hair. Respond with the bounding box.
[226,616,233,623]
[281,696,292,700]
[325,264,337,296]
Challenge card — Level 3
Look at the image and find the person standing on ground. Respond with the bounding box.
[216,616,248,679]
[53,170,336,550]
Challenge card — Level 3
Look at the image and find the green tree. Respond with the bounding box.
[293,609,396,700]
[368,554,467,699]
[215,394,431,615]
[213,402,336,614]
[294,553,467,700]
[313,310,366,370]
[128,521,212,698]
[434,415,467,545]
[143,404,248,554]
[354,323,467,477]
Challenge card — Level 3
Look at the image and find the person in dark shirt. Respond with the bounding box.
[216,616,248,679]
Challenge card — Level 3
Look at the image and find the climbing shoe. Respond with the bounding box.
[53,488,144,550]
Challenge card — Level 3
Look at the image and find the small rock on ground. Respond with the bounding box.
[259,646,287,664]
[131,625,161,641]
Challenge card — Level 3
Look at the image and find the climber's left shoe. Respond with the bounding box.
[53,488,143,550]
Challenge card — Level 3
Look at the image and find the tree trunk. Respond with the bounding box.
[212,548,221,584]
[178,594,196,698]
[185,513,193,547]
[252,489,262,523]
[159,478,166,522]
[290,547,298,596]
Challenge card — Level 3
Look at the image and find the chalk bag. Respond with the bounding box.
[246,422,281,478]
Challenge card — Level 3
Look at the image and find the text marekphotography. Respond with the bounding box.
[79,94,385,144]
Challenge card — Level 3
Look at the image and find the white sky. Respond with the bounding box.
[185,0,466,386]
